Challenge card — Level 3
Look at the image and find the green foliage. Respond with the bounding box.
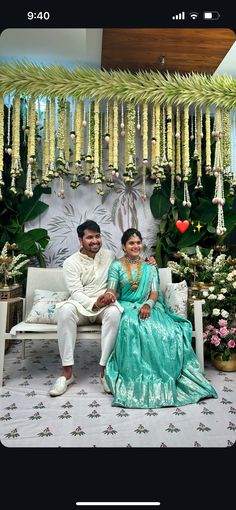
[0,184,51,267]
[150,168,236,267]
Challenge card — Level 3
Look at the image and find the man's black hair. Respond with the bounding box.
[77,220,101,238]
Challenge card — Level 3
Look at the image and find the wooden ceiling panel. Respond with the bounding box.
[102,28,236,74]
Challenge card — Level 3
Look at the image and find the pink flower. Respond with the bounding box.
[206,325,214,331]
[219,327,229,337]
[211,335,221,346]
[228,340,236,349]
[230,328,236,334]
[218,319,228,327]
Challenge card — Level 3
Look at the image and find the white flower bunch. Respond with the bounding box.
[0,242,29,284]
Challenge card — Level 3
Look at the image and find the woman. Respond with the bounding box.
[104,228,217,408]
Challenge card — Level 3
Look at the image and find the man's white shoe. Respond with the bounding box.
[100,376,112,394]
[49,375,74,397]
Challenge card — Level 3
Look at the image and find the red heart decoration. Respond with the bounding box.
[176,220,190,234]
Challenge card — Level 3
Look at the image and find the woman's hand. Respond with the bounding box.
[145,256,157,266]
[139,304,151,320]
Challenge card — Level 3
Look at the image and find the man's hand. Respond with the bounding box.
[94,292,116,309]
[139,304,151,320]
[146,256,157,266]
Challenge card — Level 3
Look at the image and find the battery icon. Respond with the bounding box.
[203,11,220,20]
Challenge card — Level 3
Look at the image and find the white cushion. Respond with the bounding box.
[25,289,69,324]
[164,280,188,318]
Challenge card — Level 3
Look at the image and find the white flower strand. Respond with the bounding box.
[212,107,226,236]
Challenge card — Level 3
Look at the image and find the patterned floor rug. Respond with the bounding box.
[0,338,236,448]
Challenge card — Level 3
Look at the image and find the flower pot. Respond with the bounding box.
[211,353,236,372]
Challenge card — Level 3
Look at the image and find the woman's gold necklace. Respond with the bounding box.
[124,255,142,290]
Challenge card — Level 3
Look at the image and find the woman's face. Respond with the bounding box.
[123,234,143,258]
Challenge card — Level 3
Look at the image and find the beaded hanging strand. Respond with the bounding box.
[93,99,103,195]
[222,108,231,174]
[151,102,161,185]
[151,105,156,168]
[41,98,50,188]
[10,95,21,194]
[48,97,55,177]
[6,94,12,155]
[64,100,70,174]
[205,104,212,175]
[0,94,4,200]
[175,105,181,183]
[113,99,119,176]
[124,102,136,185]
[167,105,175,204]
[74,100,83,178]
[212,107,226,236]
[85,101,93,180]
[108,101,114,173]
[25,95,36,197]
[56,98,66,179]
[182,105,191,207]
[70,99,80,190]
[195,106,203,189]
[141,102,148,195]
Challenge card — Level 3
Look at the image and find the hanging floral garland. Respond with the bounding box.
[0,61,235,237]
[1,63,236,108]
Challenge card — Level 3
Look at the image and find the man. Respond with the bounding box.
[50,219,156,397]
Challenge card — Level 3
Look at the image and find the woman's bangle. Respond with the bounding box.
[144,299,154,309]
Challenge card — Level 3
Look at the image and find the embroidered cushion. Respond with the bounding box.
[164,280,188,318]
[25,289,69,324]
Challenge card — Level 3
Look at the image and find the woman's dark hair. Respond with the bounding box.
[77,220,101,238]
[121,228,142,245]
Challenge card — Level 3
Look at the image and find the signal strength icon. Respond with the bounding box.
[189,12,199,19]
[172,12,185,20]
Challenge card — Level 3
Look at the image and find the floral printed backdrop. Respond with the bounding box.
[26,179,159,266]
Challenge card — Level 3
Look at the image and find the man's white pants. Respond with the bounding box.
[57,303,121,367]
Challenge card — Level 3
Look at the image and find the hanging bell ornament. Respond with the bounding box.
[70,130,76,140]
[105,133,110,143]
[7,146,12,155]
[121,130,125,137]
[136,123,141,130]
[82,120,87,128]
[24,126,30,135]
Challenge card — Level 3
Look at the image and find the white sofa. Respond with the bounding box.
[0,267,205,386]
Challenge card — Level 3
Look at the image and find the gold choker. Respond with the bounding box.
[124,255,141,264]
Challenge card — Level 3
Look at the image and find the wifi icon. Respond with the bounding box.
[189,12,199,19]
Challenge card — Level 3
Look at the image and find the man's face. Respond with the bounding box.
[79,229,102,257]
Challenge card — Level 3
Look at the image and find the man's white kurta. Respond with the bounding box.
[57,248,122,316]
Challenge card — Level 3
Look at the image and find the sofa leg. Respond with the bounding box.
[22,340,26,360]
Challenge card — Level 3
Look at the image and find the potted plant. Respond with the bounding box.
[201,256,236,370]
